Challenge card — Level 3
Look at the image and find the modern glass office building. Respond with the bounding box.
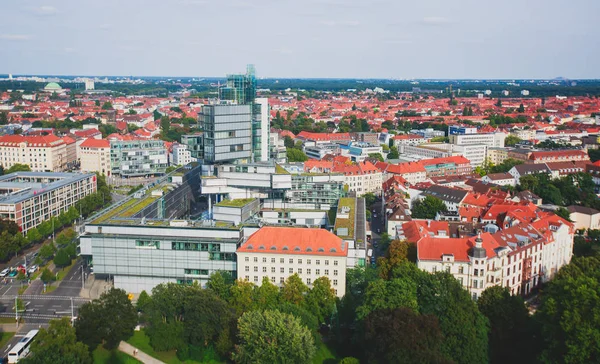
[199,104,253,164]
[110,140,168,177]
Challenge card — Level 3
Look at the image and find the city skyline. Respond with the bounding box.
[1,0,599,79]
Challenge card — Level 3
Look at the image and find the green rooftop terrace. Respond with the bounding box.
[91,187,164,224]
[334,197,356,239]
[215,198,256,208]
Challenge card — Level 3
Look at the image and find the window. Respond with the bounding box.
[307,259,312,265]
[316,260,321,265]
[458,277,464,285]
[334,260,338,266]
[307,269,311,275]
[184,269,208,275]
[280,267,284,273]
[316,269,320,275]
[271,258,275,263]
[298,259,302,264]
[271,267,275,273]
[333,280,338,286]
[507,267,510,275]
[289,268,293,273]
[136,240,160,249]
[245,266,249,272]
[474,269,478,277]
[280,258,284,263]
[307,278,312,285]
[254,257,258,262]
[254,267,258,272]
[324,269,329,275]
[458,266,464,274]
[262,257,267,263]
[298,268,302,274]
[254,276,258,282]
[271,276,276,283]
[280,277,285,283]
[325,260,329,265]
[245,275,249,281]
[432,266,437,273]
[289,259,293,264]
[334,270,338,276]
[245,257,249,262]
[262,267,266,273]
[445,266,450,273]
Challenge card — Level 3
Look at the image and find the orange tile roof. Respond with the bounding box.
[420,155,471,166]
[237,227,346,256]
[80,138,110,148]
[418,232,502,262]
[0,134,65,147]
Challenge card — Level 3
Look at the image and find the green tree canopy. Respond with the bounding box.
[234,310,316,364]
[282,273,309,305]
[286,148,309,162]
[305,276,336,323]
[411,196,447,219]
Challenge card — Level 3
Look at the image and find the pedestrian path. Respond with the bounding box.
[118,341,165,364]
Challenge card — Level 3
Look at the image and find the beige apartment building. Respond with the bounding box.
[78,138,111,176]
[0,135,76,172]
[236,227,347,297]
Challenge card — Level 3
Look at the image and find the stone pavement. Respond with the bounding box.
[119,341,165,364]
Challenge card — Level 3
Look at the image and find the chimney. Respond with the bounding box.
[427,220,431,228]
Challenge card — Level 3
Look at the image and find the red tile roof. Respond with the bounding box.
[417,232,502,262]
[0,134,65,147]
[420,155,471,166]
[237,227,346,256]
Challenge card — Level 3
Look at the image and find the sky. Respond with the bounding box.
[1,0,599,79]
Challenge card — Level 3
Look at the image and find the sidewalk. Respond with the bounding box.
[118,341,165,364]
[81,275,113,299]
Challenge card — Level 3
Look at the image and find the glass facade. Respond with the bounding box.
[110,140,168,177]
[199,104,252,164]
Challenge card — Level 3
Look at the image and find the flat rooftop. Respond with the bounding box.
[0,172,95,205]
[334,197,356,240]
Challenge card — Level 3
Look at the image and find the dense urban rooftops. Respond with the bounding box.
[0,172,95,205]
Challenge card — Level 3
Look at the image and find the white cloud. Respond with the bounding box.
[28,5,59,15]
[0,34,32,41]
[422,16,451,25]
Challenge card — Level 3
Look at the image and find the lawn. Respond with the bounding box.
[56,259,77,281]
[0,317,17,324]
[313,341,339,364]
[127,330,221,364]
[0,332,15,350]
[215,198,255,208]
[93,346,142,364]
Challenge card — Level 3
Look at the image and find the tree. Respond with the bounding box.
[305,276,336,323]
[519,174,539,192]
[496,99,502,107]
[504,134,522,147]
[5,163,31,174]
[377,239,416,278]
[284,135,295,149]
[286,148,308,162]
[363,308,450,364]
[536,256,600,363]
[411,196,447,219]
[478,286,538,364]
[356,277,418,320]
[101,101,113,110]
[554,207,571,221]
[75,288,137,350]
[361,192,377,209]
[40,268,55,284]
[206,271,234,301]
[20,317,92,364]
[229,279,255,315]
[281,273,309,305]
[136,290,152,313]
[234,310,315,364]
[518,103,525,113]
[368,153,384,162]
[387,145,399,159]
[53,249,71,268]
[255,276,281,310]
[39,243,56,260]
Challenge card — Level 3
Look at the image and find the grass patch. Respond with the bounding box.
[275,164,289,174]
[56,260,77,281]
[121,195,160,217]
[18,286,27,295]
[0,317,17,324]
[126,330,212,364]
[43,285,57,294]
[313,341,338,363]
[215,198,255,208]
[0,332,15,349]
[93,346,142,364]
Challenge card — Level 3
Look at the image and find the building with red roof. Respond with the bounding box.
[528,149,589,164]
[236,226,347,297]
[332,160,382,195]
[419,156,472,178]
[0,134,75,172]
[78,138,111,176]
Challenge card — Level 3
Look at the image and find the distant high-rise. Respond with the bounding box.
[219,64,257,105]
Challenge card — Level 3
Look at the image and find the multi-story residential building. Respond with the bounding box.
[487,147,509,165]
[269,131,287,163]
[481,172,516,187]
[0,135,76,172]
[375,161,427,185]
[0,172,96,233]
[305,144,341,160]
[286,173,346,208]
[236,226,347,297]
[567,205,600,231]
[199,103,253,164]
[181,133,204,161]
[296,132,352,145]
[79,138,111,176]
[399,144,451,160]
[170,143,195,166]
[333,161,382,195]
[508,163,551,182]
[410,128,445,139]
[420,185,468,212]
[393,134,426,148]
[420,156,472,178]
[110,139,168,178]
[528,150,589,164]
[452,144,488,167]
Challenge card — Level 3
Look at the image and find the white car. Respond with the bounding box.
[28,265,38,274]
[0,268,8,277]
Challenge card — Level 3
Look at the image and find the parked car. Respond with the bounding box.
[0,269,9,277]
[8,270,18,278]
[28,265,38,274]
